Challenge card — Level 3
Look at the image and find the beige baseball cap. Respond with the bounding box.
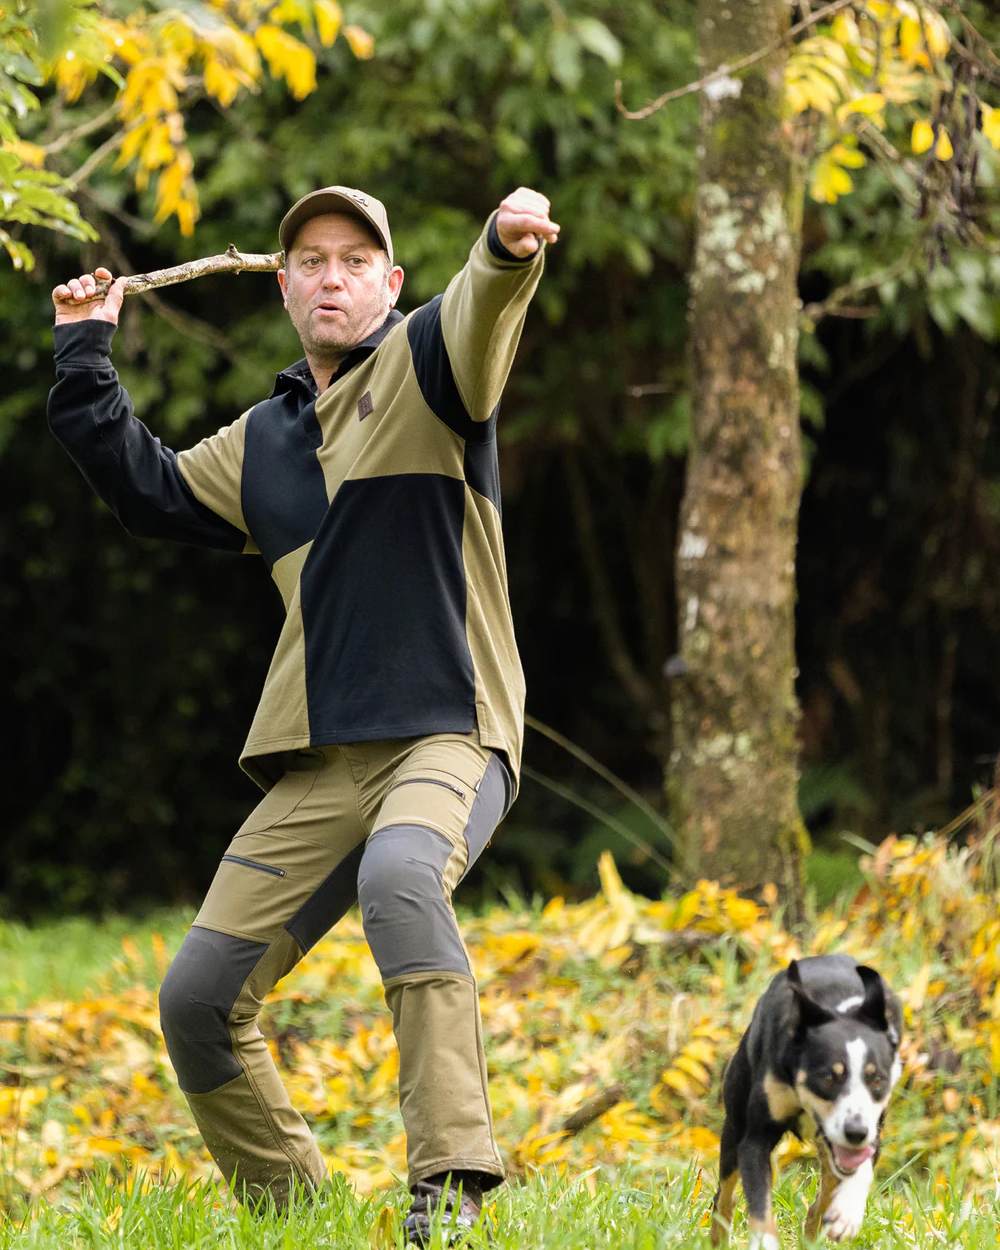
[279,185,393,263]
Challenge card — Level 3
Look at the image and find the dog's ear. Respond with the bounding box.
[787,960,835,1032]
[855,965,890,1033]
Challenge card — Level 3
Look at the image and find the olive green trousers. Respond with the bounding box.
[158,733,511,1204]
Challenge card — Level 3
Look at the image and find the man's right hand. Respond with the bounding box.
[52,266,125,326]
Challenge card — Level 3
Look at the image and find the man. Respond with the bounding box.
[48,185,559,1242]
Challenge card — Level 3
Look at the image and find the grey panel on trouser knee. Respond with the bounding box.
[159,926,267,1094]
[185,930,326,1205]
[358,825,469,980]
[460,753,511,881]
[285,841,364,954]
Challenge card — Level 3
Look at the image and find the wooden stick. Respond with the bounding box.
[91,243,283,300]
[560,1082,627,1135]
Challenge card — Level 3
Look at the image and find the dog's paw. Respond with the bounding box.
[821,1187,867,1241]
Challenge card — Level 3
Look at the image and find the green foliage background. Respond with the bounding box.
[2,0,999,914]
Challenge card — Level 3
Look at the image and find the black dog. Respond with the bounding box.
[711,955,902,1248]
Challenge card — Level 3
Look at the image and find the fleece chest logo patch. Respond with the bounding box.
[358,391,374,421]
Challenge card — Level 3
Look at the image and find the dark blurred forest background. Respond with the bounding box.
[2,0,998,916]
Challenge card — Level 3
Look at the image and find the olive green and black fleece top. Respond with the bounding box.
[48,214,543,791]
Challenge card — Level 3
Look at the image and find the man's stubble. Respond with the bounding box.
[285,266,393,370]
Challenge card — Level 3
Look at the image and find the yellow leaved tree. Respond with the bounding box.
[0,0,373,268]
[782,0,999,254]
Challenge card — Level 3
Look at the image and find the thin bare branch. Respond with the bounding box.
[89,245,283,301]
[614,0,855,121]
[95,224,237,357]
[64,128,128,191]
[801,250,919,323]
[42,101,120,155]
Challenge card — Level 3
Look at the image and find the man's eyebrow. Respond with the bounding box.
[295,239,377,258]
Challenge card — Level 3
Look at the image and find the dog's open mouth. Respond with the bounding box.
[831,1143,875,1174]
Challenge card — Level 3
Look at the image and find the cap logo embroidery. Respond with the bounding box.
[358,391,374,421]
[349,191,370,206]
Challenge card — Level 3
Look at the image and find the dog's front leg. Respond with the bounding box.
[711,1114,742,1245]
[804,1155,840,1239]
[738,1135,781,1250]
[821,1159,874,1242]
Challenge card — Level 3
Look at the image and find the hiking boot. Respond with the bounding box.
[403,1173,485,1246]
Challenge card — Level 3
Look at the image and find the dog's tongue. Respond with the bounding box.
[834,1144,874,1172]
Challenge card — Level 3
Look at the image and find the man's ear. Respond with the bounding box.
[388,264,404,307]
[276,268,288,307]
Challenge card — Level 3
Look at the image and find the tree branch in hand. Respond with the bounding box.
[89,244,283,301]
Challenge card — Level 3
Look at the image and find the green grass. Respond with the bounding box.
[3,866,998,1249]
[1,1164,996,1249]
[0,911,193,1009]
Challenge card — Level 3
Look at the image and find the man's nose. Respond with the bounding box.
[320,262,346,288]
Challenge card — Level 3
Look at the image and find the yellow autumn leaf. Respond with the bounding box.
[830,11,860,47]
[0,1085,49,1117]
[269,0,312,23]
[140,121,174,170]
[982,105,1000,151]
[810,152,853,204]
[85,1135,128,1154]
[658,1068,695,1097]
[514,1126,571,1166]
[54,49,94,103]
[723,894,761,930]
[683,1038,717,1067]
[898,15,922,64]
[598,850,629,908]
[315,0,342,47]
[255,24,317,99]
[670,890,701,930]
[343,24,375,60]
[923,13,951,58]
[370,1204,397,1250]
[836,92,885,123]
[154,157,190,222]
[3,139,46,167]
[367,1049,400,1099]
[600,1101,658,1143]
[670,1125,719,1153]
[672,1053,711,1086]
[176,196,198,236]
[204,55,242,106]
[159,17,196,61]
[935,128,954,161]
[830,141,865,170]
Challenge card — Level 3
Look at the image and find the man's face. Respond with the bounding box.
[277,213,403,365]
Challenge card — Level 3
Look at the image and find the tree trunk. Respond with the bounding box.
[668,0,808,909]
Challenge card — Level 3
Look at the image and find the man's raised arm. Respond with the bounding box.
[407,188,559,429]
[48,267,254,553]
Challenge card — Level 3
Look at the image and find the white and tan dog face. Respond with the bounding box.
[795,1026,900,1178]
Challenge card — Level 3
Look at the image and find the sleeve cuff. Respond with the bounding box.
[486,212,537,265]
[53,320,117,367]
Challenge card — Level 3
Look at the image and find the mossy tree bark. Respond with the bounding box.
[669,0,808,911]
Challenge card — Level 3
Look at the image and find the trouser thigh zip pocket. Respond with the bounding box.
[220,853,286,878]
[387,777,468,801]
